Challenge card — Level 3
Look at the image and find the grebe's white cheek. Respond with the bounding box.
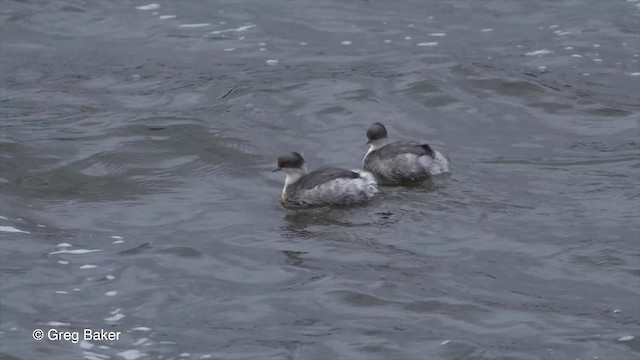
[283,167,305,175]
[371,139,387,150]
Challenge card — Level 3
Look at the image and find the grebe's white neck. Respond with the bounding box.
[364,139,388,163]
[282,167,306,201]
[284,168,305,186]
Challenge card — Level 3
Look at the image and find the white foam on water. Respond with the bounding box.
[200,356,212,359]
[180,353,190,358]
[55,291,68,294]
[630,72,640,76]
[538,65,548,72]
[593,58,603,62]
[159,15,176,20]
[118,350,146,360]
[259,48,266,51]
[37,224,46,227]
[341,40,352,45]
[79,340,94,349]
[151,12,158,15]
[105,291,118,296]
[0,216,8,220]
[44,321,71,326]
[582,73,590,76]
[131,327,151,331]
[98,346,109,350]
[58,243,72,247]
[299,42,307,45]
[105,313,124,322]
[80,265,97,269]
[0,226,29,233]
[179,23,210,28]
[480,28,493,32]
[429,33,446,36]
[210,24,256,35]
[593,44,601,48]
[565,46,573,50]
[133,338,149,346]
[258,42,266,46]
[549,24,559,29]
[73,288,80,291]
[112,240,124,244]
[571,54,583,58]
[417,42,438,47]
[106,275,115,280]
[136,4,159,10]
[58,260,69,265]
[619,335,634,341]
[384,39,392,43]
[219,21,226,24]
[408,24,415,27]
[50,249,103,255]
[526,49,552,56]
[223,48,235,52]
[266,59,279,65]
[404,36,412,40]
[238,36,245,40]
[441,340,451,345]
[557,31,571,36]
[83,351,109,360]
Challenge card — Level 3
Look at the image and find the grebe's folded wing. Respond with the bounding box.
[293,167,360,190]
[373,140,434,159]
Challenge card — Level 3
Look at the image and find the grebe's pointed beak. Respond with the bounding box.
[271,166,281,172]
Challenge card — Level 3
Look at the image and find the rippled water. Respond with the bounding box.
[1,1,639,359]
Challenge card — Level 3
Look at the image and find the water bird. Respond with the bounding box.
[363,122,449,184]
[272,152,378,206]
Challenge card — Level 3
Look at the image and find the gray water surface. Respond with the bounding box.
[1,1,639,359]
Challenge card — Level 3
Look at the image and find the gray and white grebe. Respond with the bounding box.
[363,122,450,183]
[272,152,378,206]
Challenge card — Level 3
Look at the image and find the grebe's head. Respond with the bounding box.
[272,152,305,174]
[366,122,388,144]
